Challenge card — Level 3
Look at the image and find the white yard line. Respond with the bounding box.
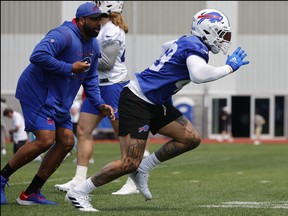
[200,201,288,209]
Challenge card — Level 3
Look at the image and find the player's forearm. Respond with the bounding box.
[187,55,231,84]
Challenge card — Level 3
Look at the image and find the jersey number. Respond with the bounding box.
[149,43,178,71]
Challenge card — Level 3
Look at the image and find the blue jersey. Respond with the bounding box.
[15,20,105,122]
[136,35,209,105]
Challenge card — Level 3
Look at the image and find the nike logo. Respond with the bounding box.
[230,57,237,63]
[22,193,29,199]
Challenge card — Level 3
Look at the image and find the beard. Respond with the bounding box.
[83,24,99,38]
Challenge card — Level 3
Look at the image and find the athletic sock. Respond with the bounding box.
[73,165,88,182]
[1,163,15,179]
[138,153,161,173]
[25,175,46,194]
[73,177,96,195]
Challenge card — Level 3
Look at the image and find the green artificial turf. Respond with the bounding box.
[1,142,287,216]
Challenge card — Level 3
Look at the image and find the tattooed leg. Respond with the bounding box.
[91,136,146,187]
[156,115,201,162]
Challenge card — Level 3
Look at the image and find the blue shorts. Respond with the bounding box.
[81,82,128,119]
[20,102,72,132]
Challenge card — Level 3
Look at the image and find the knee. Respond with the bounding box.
[66,136,75,150]
[186,131,201,150]
[37,136,56,150]
[77,124,90,138]
[76,124,84,137]
[58,134,75,151]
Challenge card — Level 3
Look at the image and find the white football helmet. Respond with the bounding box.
[94,1,124,14]
[191,9,232,54]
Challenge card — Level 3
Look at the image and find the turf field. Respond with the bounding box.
[1,141,288,216]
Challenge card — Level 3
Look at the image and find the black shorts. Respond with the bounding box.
[14,140,27,154]
[118,87,183,139]
[72,122,78,136]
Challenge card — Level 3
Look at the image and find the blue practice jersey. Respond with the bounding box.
[15,20,105,122]
[136,35,209,105]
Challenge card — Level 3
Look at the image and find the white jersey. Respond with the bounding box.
[12,111,28,143]
[97,21,128,86]
[70,99,81,123]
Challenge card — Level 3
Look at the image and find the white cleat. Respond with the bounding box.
[143,150,150,158]
[65,189,98,212]
[55,179,79,193]
[89,158,94,164]
[112,177,140,195]
[129,171,152,200]
[64,152,71,160]
[1,149,7,155]
[33,155,42,162]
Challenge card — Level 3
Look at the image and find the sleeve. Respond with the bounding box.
[101,25,122,45]
[186,55,232,84]
[160,40,176,56]
[82,53,106,109]
[98,41,120,71]
[29,28,73,76]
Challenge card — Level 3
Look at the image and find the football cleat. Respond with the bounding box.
[55,179,79,193]
[143,150,150,158]
[65,189,98,212]
[129,170,152,200]
[16,189,57,205]
[1,175,9,205]
[1,149,7,155]
[112,176,139,195]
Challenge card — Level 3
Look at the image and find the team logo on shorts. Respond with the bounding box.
[138,125,149,133]
[47,118,54,125]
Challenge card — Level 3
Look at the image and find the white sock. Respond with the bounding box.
[73,177,96,195]
[73,165,88,182]
[138,152,160,173]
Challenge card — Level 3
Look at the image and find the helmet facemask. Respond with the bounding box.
[206,24,232,54]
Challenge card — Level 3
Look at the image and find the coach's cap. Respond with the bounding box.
[76,2,108,18]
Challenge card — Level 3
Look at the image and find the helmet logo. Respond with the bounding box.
[197,12,223,25]
[92,5,99,11]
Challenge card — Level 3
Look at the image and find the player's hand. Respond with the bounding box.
[72,61,91,74]
[226,47,250,72]
[99,104,115,121]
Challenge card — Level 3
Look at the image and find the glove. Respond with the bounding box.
[226,47,250,72]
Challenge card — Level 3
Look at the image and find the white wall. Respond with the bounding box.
[61,1,87,22]
[2,1,288,96]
